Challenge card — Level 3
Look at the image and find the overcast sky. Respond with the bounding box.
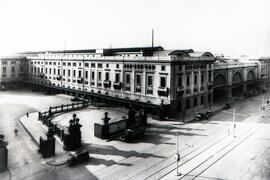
[0,0,269,57]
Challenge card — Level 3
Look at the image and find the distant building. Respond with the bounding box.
[213,57,259,105]
[0,56,28,83]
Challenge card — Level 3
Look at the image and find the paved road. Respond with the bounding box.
[1,90,270,179]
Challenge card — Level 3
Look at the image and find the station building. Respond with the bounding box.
[0,46,269,120]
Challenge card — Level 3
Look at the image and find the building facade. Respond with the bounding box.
[213,57,259,105]
[0,56,28,83]
[1,46,269,120]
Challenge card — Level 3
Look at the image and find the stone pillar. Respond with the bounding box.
[0,135,8,173]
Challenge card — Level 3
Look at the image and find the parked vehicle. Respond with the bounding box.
[119,126,145,142]
[195,112,208,121]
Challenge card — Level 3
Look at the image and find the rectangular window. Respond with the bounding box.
[68,70,70,76]
[58,69,60,75]
[161,65,166,71]
[187,76,190,86]
[194,74,197,84]
[63,69,66,76]
[91,71,95,80]
[54,69,56,75]
[49,68,52,75]
[186,99,190,109]
[201,96,204,105]
[98,71,102,81]
[115,73,120,82]
[106,64,109,68]
[160,76,166,88]
[126,74,130,84]
[20,66,23,72]
[2,67,6,74]
[73,70,76,77]
[85,71,88,79]
[98,63,102,68]
[85,63,89,67]
[178,77,182,87]
[2,61,7,65]
[11,67,15,73]
[105,72,110,81]
[136,74,141,85]
[147,75,153,86]
[63,62,66,66]
[91,63,95,68]
[201,74,204,84]
[73,63,76,67]
[116,64,119,68]
[68,63,71,66]
[194,97,197,107]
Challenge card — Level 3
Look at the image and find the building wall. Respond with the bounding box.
[0,57,28,83]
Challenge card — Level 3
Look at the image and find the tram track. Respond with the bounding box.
[156,122,262,180]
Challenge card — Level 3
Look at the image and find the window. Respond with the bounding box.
[73,63,76,66]
[126,74,131,84]
[208,72,212,82]
[78,70,82,78]
[91,71,95,80]
[178,65,182,71]
[160,76,166,88]
[115,73,120,82]
[201,96,204,105]
[187,76,190,86]
[73,70,76,77]
[2,61,7,65]
[194,74,197,84]
[63,69,66,76]
[98,63,102,68]
[54,69,56,75]
[2,67,6,74]
[20,66,23,72]
[45,68,48,74]
[147,75,153,86]
[49,68,52,75]
[53,62,56,65]
[136,74,141,85]
[85,63,89,67]
[105,72,110,81]
[106,64,109,68]
[161,65,166,71]
[186,99,190,109]
[58,69,60,75]
[178,77,182,87]
[11,61,16,64]
[201,74,204,84]
[194,97,197,107]
[91,63,95,68]
[98,71,102,81]
[85,71,88,79]
[116,64,119,68]
[68,70,70,76]
[68,63,71,66]
[63,62,66,66]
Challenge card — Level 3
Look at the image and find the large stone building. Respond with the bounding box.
[0,46,269,120]
[213,57,260,105]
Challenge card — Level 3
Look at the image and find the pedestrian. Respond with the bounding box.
[26,112,29,117]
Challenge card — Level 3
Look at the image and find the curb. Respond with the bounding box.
[18,114,39,146]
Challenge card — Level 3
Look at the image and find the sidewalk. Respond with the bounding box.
[19,112,69,163]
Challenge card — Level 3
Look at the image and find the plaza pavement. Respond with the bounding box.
[2,90,270,179]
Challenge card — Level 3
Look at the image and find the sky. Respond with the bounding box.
[0,0,269,57]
